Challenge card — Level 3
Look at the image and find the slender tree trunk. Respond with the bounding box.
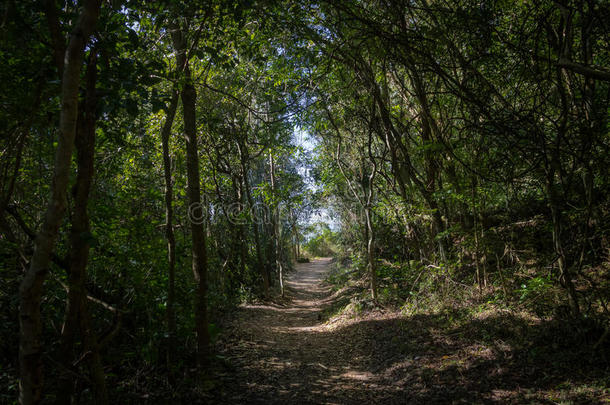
[365,205,377,300]
[366,128,378,300]
[161,90,179,379]
[235,176,247,284]
[262,185,274,287]
[471,178,482,293]
[183,75,210,368]
[170,22,209,368]
[269,154,284,297]
[290,208,299,261]
[238,140,269,296]
[19,2,101,403]
[295,228,300,260]
[546,172,580,316]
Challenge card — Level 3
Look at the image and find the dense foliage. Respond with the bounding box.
[307,0,610,317]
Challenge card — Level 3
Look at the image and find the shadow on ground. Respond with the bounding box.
[210,259,609,404]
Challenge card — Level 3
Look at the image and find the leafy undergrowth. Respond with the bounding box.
[321,260,610,404]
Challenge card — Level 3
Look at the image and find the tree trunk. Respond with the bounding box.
[269,153,284,297]
[366,127,378,300]
[19,2,101,403]
[237,139,269,297]
[290,208,299,261]
[183,73,210,369]
[170,22,209,368]
[365,205,378,300]
[161,90,179,379]
[295,227,300,260]
[56,50,108,405]
[471,178,482,293]
[546,172,580,316]
[234,175,247,284]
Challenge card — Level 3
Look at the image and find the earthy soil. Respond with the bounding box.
[211,258,609,404]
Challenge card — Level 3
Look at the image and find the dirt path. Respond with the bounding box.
[211,259,608,404]
[214,258,389,404]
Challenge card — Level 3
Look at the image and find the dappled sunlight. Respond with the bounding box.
[274,325,319,333]
[337,370,374,381]
[215,259,608,404]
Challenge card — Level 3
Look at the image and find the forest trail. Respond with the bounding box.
[212,259,606,405]
[211,259,607,405]
[214,258,396,404]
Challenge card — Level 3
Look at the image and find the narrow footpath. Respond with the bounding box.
[214,258,396,404]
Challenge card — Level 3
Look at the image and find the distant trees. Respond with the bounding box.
[303,223,339,258]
